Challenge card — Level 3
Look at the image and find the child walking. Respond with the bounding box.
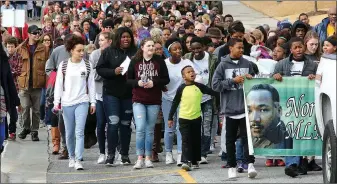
[168,66,216,171]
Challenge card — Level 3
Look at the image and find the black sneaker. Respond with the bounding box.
[285,164,299,178]
[18,129,31,139]
[308,159,322,171]
[105,155,115,166]
[31,131,40,141]
[298,158,308,175]
[121,155,131,165]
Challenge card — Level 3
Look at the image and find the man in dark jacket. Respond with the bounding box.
[315,7,336,44]
[273,37,318,178]
[291,20,309,39]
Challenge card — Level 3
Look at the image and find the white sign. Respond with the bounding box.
[1,9,25,28]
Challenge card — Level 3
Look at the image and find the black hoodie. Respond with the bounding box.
[291,20,308,38]
[96,46,137,99]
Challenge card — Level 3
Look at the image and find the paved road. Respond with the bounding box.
[0,2,323,183]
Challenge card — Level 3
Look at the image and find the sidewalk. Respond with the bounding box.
[1,127,49,183]
[222,1,279,30]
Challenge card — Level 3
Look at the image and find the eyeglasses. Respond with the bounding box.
[31,32,40,35]
[194,29,203,32]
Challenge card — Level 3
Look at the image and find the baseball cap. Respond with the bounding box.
[28,25,42,34]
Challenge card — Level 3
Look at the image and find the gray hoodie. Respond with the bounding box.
[212,55,253,116]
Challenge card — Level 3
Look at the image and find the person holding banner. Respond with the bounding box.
[212,38,257,179]
[273,37,318,178]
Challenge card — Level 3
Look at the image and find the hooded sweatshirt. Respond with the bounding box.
[211,55,254,116]
[291,20,308,38]
[127,54,170,105]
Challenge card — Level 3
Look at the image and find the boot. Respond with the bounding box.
[51,127,60,155]
[153,123,162,153]
[151,151,159,162]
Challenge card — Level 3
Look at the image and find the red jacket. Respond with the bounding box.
[7,23,29,41]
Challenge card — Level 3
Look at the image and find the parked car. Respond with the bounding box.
[315,54,337,183]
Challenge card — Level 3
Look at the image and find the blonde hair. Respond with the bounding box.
[251,29,264,43]
[202,14,211,24]
[150,28,163,43]
[304,30,321,60]
[85,44,96,54]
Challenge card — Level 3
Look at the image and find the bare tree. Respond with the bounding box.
[314,1,318,12]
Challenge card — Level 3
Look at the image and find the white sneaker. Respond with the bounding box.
[218,150,223,157]
[165,152,175,164]
[176,153,182,166]
[75,160,84,170]
[199,157,208,164]
[248,163,257,178]
[97,154,106,164]
[210,144,215,151]
[145,159,154,168]
[69,159,75,168]
[228,167,237,179]
[133,159,144,169]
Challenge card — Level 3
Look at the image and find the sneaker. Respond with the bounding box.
[266,159,274,167]
[308,159,322,171]
[133,159,144,169]
[31,131,40,141]
[97,154,106,164]
[285,164,299,177]
[248,163,257,178]
[121,155,131,165]
[39,120,46,128]
[18,129,31,139]
[8,133,16,141]
[210,144,215,152]
[274,159,285,167]
[237,162,244,173]
[105,155,115,166]
[75,160,84,170]
[176,153,182,166]
[69,159,75,168]
[58,147,69,160]
[228,167,237,179]
[192,163,200,169]
[221,163,230,168]
[181,163,191,171]
[199,157,208,164]
[298,158,308,175]
[145,159,154,168]
[116,153,122,161]
[218,150,223,157]
[165,152,175,164]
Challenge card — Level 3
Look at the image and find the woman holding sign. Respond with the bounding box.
[96,27,137,166]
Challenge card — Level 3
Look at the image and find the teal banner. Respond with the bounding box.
[244,77,322,156]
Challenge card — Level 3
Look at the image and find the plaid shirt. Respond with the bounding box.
[8,52,23,91]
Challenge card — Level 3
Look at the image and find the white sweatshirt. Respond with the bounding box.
[54,59,96,107]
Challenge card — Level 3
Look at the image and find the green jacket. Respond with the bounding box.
[183,52,220,113]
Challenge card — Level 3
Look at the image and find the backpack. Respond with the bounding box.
[61,59,91,94]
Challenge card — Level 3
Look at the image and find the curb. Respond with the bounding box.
[1,172,9,183]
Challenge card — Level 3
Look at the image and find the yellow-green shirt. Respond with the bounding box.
[327,23,335,37]
[168,82,216,120]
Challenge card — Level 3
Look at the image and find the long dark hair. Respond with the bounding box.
[113,27,136,49]
[132,38,154,61]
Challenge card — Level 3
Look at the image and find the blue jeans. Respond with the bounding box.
[62,102,89,161]
[96,100,107,154]
[285,156,301,167]
[133,103,160,156]
[16,4,26,10]
[162,98,182,153]
[236,138,244,161]
[103,95,132,156]
[0,118,6,149]
[40,88,46,121]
